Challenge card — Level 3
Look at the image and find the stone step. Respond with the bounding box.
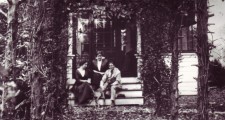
[121,83,142,90]
[121,77,141,84]
[68,90,143,99]
[118,90,143,97]
[68,97,144,106]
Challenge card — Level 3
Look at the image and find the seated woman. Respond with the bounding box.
[71,61,93,104]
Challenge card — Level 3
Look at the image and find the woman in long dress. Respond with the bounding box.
[72,61,93,104]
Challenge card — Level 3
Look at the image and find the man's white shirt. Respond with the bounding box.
[97,60,102,71]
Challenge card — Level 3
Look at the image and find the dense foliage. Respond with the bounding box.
[0,0,70,119]
[209,59,225,88]
[0,3,7,62]
[139,1,171,116]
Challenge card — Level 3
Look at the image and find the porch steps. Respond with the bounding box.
[121,83,142,90]
[68,90,143,99]
[68,97,144,106]
[121,77,142,84]
[67,77,144,106]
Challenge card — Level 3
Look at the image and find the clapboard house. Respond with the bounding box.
[67,1,198,106]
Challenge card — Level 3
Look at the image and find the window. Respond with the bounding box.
[93,19,115,49]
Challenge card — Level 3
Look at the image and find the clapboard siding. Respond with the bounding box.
[164,53,198,95]
[179,87,197,91]
[179,90,197,95]
[179,82,198,85]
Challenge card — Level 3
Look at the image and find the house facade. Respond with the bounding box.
[66,3,198,105]
[67,9,141,79]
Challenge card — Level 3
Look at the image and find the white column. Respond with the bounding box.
[136,19,142,79]
[67,13,75,81]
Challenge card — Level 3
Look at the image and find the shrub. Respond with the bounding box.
[208,60,225,88]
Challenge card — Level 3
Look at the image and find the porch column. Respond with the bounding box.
[67,13,75,80]
[136,19,142,79]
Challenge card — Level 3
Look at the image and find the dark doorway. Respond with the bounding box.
[74,18,137,77]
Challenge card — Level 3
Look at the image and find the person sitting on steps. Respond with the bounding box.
[100,61,122,107]
[71,60,93,105]
[90,51,108,91]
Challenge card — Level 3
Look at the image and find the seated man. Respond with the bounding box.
[100,61,122,106]
[91,51,108,90]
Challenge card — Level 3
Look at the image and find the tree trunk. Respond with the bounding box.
[2,0,24,118]
[30,73,43,120]
[28,0,46,119]
[28,0,68,119]
[5,0,21,69]
[196,0,209,120]
[170,23,180,120]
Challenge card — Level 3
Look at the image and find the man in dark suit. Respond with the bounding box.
[91,51,109,90]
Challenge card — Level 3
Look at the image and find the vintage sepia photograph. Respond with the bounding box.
[0,0,225,119]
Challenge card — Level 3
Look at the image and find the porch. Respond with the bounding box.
[66,7,198,106]
[66,10,144,106]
